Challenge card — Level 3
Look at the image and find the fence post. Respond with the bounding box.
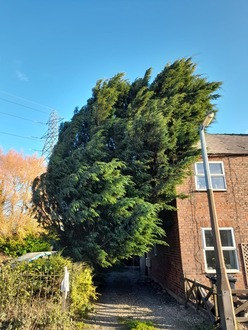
[212,283,219,323]
[61,266,69,312]
[184,275,187,307]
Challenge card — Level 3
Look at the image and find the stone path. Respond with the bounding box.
[83,266,213,329]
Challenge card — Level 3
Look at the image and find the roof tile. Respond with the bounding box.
[197,134,248,155]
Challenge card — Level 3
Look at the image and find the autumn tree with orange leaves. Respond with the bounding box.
[0,149,48,256]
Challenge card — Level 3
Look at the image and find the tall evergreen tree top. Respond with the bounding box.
[33,58,221,267]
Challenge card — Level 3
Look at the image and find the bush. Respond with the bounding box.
[70,262,98,317]
[0,233,52,257]
[0,253,97,329]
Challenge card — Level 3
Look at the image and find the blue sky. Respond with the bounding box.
[0,0,247,156]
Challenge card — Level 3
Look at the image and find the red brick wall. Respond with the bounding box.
[147,211,185,297]
[176,155,248,290]
[147,154,248,299]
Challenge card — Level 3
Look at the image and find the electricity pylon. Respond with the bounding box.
[42,110,60,161]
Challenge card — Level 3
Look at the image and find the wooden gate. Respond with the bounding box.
[232,289,248,323]
[184,277,218,323]
[184,277,248,324]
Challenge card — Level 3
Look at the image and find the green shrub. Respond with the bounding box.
[0,233,52,257]
[0,301,79,330]
[18,251,69,274]
[0,253,97,329]
[70,262,98,317]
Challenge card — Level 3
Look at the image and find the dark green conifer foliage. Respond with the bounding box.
[32,58,221,267]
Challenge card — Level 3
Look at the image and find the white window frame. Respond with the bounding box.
[195,161,227,191]
[202,227,239,274]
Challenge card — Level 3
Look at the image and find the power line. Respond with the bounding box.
[0,90,53,113]
[0,97,50,114]
[0,91,63,156]
[0,111,46,124]
[0,130,40,140]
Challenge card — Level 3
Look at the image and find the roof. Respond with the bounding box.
[198,134,248,155]
[17,251,56,262]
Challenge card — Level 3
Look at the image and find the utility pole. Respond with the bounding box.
[200,113,237,330]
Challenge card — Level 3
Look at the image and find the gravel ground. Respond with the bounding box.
[83,266,214,330]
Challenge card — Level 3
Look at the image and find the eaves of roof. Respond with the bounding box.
[196,134,248,155]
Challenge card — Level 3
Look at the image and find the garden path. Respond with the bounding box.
[83,266,212,330]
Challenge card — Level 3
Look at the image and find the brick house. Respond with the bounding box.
[145,134,248,301]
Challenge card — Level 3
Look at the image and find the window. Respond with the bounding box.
[195,162,227,191]
[202,228,239,273]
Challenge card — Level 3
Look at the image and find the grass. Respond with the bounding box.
[118,317,157,330]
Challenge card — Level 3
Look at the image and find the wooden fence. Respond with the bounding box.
[232,289,248,324]
[184,277,248,325]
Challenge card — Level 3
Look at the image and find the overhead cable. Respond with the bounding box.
[0,130,41,140]
[0,90,52,113]
[0,97,50,114]
[0,111,46,124]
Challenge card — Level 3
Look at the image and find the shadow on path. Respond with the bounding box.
[83,266,211,330]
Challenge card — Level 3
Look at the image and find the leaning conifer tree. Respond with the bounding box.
[32,58,221,267]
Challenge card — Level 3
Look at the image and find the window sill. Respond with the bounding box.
[205,270,240,274]
[195,189,227,192]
